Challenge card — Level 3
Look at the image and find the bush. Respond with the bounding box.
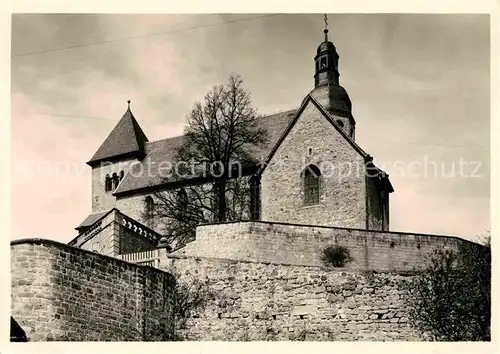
[405,238,491,341]
[321,245,352,267]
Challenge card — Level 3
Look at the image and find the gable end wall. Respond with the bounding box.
[260,101,367,228]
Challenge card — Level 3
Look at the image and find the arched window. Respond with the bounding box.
[303,165,321,206]
[176,189,188,212]
[119,170,124,180]
[111,173,119,190]
[145,196,154,220]
[105,174,112,192]
[249,176,261,221]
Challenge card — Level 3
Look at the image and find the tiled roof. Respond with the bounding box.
[75,210,111,229]
[87,107,149,165]
[114,109,298,195]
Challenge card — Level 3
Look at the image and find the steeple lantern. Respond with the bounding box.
[307,15,356,139]
[314,28,340,87]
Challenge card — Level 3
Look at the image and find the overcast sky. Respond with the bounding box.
[11,13,490,243]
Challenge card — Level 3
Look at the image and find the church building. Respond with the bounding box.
[69,27,394,256]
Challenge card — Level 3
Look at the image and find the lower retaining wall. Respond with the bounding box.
[11,239,176,341]
[191,221,467,272]
[160,256,423,341]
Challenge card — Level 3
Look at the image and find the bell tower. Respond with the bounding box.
[309,15,356,140]
[314,28,339,87]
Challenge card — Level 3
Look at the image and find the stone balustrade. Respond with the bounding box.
[120,214,159,244]
[118,248,171,268]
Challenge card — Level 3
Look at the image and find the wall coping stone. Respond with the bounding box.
[196,220,478,246]
[11,238,171,276]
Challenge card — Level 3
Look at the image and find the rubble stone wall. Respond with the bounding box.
[161,256,423,341]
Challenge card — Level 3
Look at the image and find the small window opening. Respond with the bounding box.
[177,189,188,212]
[111,173,119,190]
[145,196,154,220]
[105,174,112,192]
[320,56,327,69]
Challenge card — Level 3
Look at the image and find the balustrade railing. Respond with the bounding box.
[118,249,161,268]
[120,215,159,243]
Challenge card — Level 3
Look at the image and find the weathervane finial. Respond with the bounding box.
[127,100,131,109]
[323,14,329,41]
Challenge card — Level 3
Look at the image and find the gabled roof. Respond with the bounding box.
[255,94,394,192]
[256,94,369,175]
[105,94,392,195]
[87,107,149,166]
[113,109,297,195]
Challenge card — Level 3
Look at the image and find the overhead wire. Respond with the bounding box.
[13,14,280,57]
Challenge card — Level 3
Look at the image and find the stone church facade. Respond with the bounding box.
[70,28,393,254]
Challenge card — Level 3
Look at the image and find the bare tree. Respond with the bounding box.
[145,74,267,248]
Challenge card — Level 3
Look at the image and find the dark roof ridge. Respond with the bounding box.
[142,109,299,147]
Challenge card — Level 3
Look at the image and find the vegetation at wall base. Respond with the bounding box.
[405,238,491,341]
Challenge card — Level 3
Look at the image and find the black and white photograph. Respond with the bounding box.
[7,10,494,345]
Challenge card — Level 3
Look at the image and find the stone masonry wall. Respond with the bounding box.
[116,193,150,228]
[11,239,175,341]
[190,221,462,273]
[160,256,422,341]
[260,100,367,229]
[78,210,120,256]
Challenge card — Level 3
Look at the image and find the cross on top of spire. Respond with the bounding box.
[323,14,329,41]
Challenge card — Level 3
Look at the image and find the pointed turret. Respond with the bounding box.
[87,101,148,166]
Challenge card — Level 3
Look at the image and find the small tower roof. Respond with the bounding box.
[316,28,336,55]
[316,40,336,56]
[87,101,149,166]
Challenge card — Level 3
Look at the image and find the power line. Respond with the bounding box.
[19,110,115,121]
[13,14,280,57]
[18,110,489,151]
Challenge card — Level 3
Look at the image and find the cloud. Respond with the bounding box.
[391,177,489,239]
[10,14,490,243]
[11,93,92,241]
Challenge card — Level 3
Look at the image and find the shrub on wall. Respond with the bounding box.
[405,237,491,341]
[321,245,352,267]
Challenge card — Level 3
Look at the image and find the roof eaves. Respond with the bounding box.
[86,149,146,167]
